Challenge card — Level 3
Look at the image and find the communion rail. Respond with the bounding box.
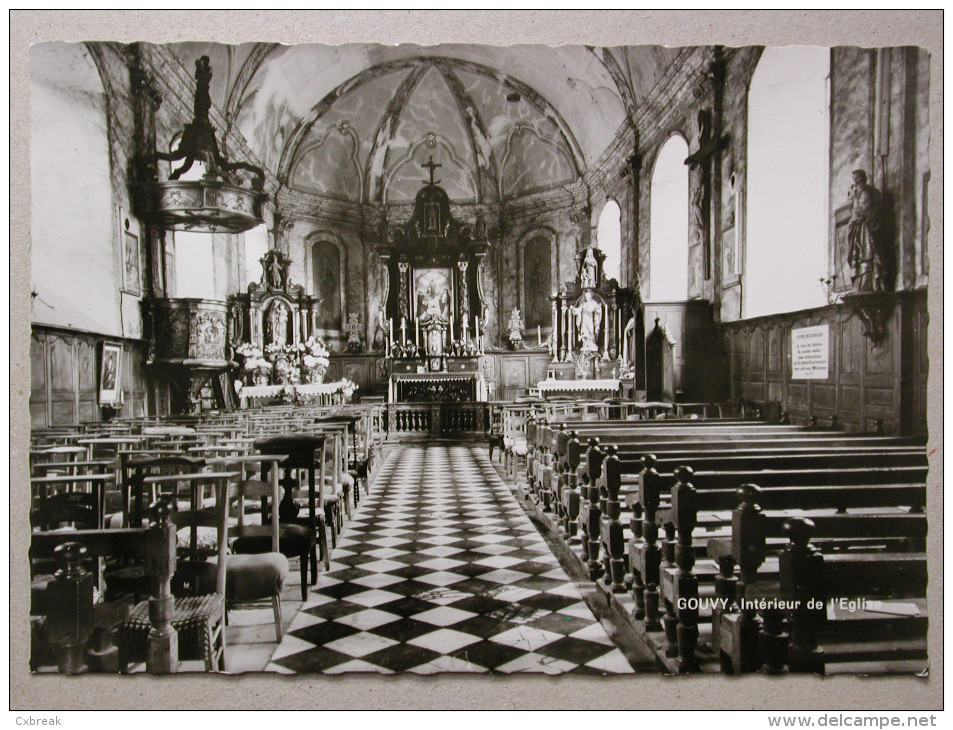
[385,402,490,441]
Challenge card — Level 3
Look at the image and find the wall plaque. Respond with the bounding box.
[791,324,829,379]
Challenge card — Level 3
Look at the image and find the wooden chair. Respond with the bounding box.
[118,472,233,673]
[211,455,309,629]
[120,454,206,528]
[254,434,331,578]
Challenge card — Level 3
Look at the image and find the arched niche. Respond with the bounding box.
[649,135,690,301]
[745,46,830,317]
[597,199,622,285]
[309,237,345,332]
[519,231,554,331]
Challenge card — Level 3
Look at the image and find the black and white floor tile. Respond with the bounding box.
[266,444,636,675]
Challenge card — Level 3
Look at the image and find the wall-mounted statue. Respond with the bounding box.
[847,169,888,292]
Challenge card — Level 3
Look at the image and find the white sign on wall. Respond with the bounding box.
[791,325,829,380]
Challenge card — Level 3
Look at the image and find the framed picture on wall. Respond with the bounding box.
[119,209,141,296]
[99,341,123,405]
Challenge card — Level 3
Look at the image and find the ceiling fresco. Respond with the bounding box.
[164,42,682,204]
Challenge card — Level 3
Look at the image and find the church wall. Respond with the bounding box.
[584,45,930,422]
[30,327,150,428]
[29,44,167,425]
[718,47,930,433]
[30,44,125,338]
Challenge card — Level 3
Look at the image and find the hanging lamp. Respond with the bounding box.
[142,56,266,234]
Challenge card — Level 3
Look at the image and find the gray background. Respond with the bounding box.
[10,9,943,710]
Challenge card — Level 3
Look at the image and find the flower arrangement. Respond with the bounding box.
[338,378,359,400]
[235,343,271,374]
[819,276,844,305]
[298,335,330,383]
[298,336,330,367]
[264,342,294,360]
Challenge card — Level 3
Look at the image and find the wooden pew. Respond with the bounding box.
[652,472,926,673]
[574,432,922,585]
[737,517,927,675]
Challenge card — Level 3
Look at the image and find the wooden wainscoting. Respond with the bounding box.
[30,326,152,428]
[720,289,927,435]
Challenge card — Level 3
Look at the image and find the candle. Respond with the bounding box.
[400,317,407,347]
[450,316,454,345]
[537,325,542,348]
[475,317,480,351]
[415,317,420,347]
[389,318,394,356]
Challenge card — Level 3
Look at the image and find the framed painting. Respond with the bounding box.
[412,267,453,321]
[99,341,123,405]
[119,211,141,296]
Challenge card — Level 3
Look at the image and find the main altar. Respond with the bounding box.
[378,158,489,403]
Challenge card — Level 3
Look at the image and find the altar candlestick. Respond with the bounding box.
[400,317,407,347]
[475,317,481,352]
[388,318,394,357]
[415,317,420,347]
[450,316,454,344]
[537,325,542,348]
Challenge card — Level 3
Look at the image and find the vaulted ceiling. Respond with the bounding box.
[167,42,682,204]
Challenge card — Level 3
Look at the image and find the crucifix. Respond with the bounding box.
[422,155,442,186]
[684,109,729,280]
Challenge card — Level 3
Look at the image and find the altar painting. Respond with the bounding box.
[413,268,453,321]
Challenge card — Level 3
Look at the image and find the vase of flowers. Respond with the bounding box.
[236,343,272,385]
[298,336,330,384]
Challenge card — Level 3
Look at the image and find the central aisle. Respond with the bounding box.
[267,443,637,674]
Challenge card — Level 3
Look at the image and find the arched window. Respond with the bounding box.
[746,47,830,317]
[597,200,622,284]
[649,136,690,300]
[311,240,342,330]
[522,235,552,329]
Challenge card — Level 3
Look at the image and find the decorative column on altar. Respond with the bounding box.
[457,257,470,342]
[397,260,410,335]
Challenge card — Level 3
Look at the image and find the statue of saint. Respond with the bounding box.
[375,305,388,351]
[580,247,598,289]
[266,255,284,291]
[847,170,887,292]
[507,308,524,349]
[572,291,603,353]
[267,302,288,346]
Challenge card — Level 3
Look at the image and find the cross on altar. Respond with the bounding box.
[422,155,442,186]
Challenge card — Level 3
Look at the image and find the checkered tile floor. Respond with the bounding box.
[266,444,636,674]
